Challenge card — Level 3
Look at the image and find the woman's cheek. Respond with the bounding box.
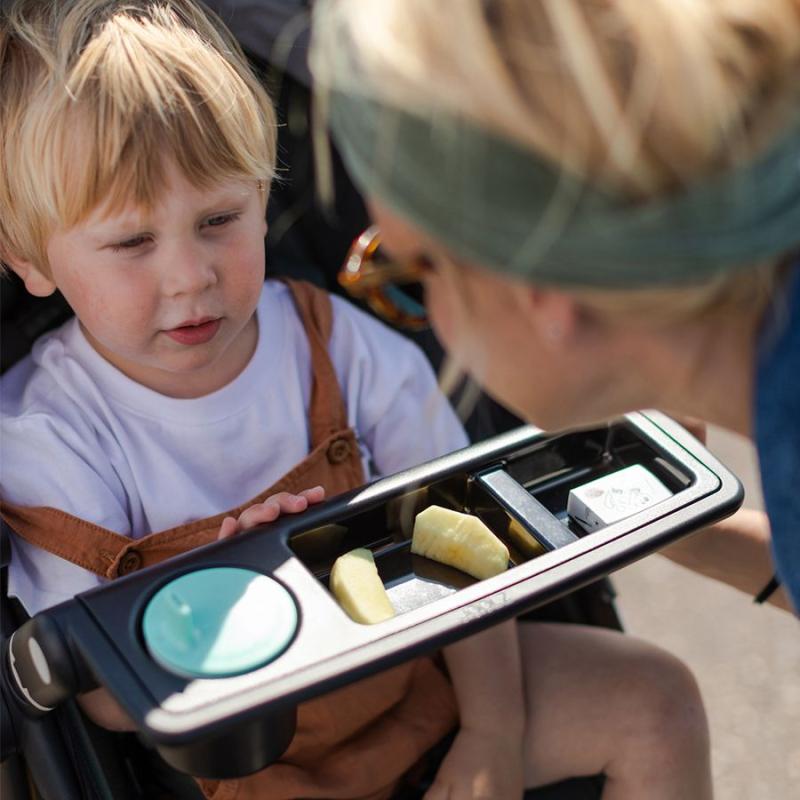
[423,274,459,351]
[431,306,486,383]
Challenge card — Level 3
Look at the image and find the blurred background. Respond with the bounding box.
[615,426,799,800]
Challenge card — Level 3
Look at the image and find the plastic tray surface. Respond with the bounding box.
[6,412,743,777]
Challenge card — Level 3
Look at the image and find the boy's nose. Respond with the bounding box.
[162,243,218,297]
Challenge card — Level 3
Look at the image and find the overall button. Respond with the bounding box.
[327,438,351,464]
[118,549,143,576]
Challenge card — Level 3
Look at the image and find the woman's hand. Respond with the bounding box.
[217,487,325,540]
[670,414,707,444]
[424,726,524,800]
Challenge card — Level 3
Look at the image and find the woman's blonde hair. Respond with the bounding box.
[0,0,277,273]
[313,0,800,320]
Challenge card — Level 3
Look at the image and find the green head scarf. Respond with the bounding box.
[328,91,800,289]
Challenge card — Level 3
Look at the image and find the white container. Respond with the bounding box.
[567,464,673,532]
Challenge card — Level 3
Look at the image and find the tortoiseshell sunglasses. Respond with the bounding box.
[337,226,431,330]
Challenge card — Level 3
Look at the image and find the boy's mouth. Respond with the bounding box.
[164,317,221,346]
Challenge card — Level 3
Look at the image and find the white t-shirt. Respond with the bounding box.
[1,281,468,615]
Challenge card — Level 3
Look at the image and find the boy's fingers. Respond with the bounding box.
[264,491,317,514]
[269,493,306,514]
[237,501,281,530]
[217,516,239,540]
[234,489,324,533]
[299,486,325,504]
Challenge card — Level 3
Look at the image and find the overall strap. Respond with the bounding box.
[0,502,131,577]
[281,279,349,446]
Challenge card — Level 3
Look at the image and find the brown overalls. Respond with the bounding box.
[1,280,458,800]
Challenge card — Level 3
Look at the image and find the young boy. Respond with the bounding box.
[0,2,712,799]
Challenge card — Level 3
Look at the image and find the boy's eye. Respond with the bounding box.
[111,235,150,252]
[204,211,241,229]
[106,212,242,252]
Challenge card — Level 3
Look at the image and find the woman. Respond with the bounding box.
[310,0,799,616]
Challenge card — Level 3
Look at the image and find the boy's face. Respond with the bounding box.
[32,161,267,397]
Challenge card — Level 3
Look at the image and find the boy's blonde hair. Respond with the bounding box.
[1,0,277,273]
[313,0,800,320]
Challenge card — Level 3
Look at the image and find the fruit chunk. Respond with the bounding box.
[330,548,396,624]
[412,506,509,580]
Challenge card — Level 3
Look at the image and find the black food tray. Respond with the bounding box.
[6,412,742,777]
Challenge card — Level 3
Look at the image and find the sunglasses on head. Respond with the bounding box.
[337,226,432,330]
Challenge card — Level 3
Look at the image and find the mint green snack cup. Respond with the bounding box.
[142,567,298,679]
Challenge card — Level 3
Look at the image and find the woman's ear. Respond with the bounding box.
[524,287,580,349]
[4,256,57,297]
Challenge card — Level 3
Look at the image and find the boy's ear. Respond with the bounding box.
[4,256,57,297]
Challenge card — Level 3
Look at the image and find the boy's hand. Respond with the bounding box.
[217,487,325,540]
[424,727,524,800]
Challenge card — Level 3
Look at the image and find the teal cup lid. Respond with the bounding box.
[142,567,298,679]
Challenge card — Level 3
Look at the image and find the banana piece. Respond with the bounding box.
[412,505,509,580]
[330,548,396,624]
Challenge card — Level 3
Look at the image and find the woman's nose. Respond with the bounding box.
[161,241,218,297]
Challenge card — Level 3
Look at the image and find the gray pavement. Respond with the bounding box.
[614,427,799,800]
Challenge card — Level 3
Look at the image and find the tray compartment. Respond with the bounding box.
[288,471,469,578]
[505,422,694,535]
[288,420,695,619]
[288,469,543,616]
[473,469,577,554]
